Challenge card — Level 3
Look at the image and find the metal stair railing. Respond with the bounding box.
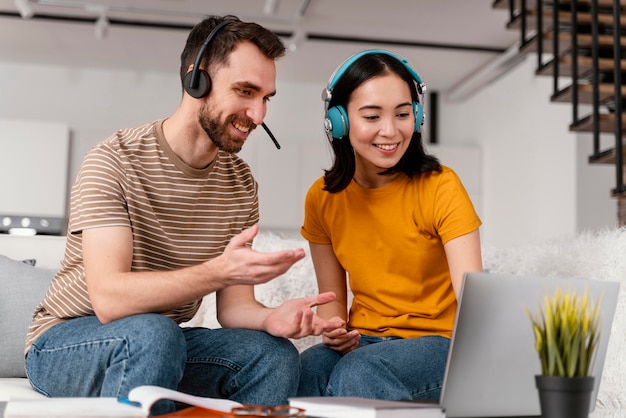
[610,0,624,195]
[500,0,626,209]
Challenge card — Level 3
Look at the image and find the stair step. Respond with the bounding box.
[570,112,626,133]
[494,0,626,11]
[536,55,626,77]
[520,32,626,54]
[506,9,626,31]
[613,188,626,197]
[552,83,626,103]
[589,146,626,164]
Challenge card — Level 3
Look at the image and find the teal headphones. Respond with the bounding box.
[322,49,426,141]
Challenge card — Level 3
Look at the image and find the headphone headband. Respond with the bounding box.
[326,49,424,93]
[186,20,234,92]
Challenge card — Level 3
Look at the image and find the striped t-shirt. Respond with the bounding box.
[25,119,259,353]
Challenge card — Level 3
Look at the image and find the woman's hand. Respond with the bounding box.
[321,316,361,355]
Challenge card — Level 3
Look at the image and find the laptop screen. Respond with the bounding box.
[440,272,619,418]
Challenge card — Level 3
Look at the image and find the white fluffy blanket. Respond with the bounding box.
[183,231,322,351]
[185,227,626,410]
[482,228,626,410]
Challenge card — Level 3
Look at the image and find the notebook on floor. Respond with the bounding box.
[440,271,619,418]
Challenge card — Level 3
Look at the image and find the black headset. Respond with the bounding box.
[322,49,426,141]
[183,19,281,149]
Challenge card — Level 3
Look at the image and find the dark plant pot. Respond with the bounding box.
[535,375,595,418]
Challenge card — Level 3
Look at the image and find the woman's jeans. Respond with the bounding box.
[25,314,300,415]
[297,334,450,401]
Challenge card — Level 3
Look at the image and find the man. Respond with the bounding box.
[24,15,339,415]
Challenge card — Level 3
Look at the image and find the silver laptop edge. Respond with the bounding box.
[440,272,620,418]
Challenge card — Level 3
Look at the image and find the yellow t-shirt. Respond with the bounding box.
[301,166,481,339]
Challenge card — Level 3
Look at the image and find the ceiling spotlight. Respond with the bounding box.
[288,29,305,53]
[263,0,279,15]
[94,11,109,40]
[14,0,34,19]
[85,4,110,40]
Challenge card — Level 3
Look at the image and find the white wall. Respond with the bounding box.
[0,119,69,218]
[0,56,617,245]
[0,60,333,234]
[576,136,617,232]
[238,81,332,232]
[441,57,617,246]
[0,61,180,178]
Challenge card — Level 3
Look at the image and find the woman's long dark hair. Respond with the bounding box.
[323,53,441,193]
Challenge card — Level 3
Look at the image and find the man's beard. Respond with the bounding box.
[199,103,255,154]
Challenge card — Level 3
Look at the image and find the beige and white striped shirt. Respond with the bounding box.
[25,119,259,353]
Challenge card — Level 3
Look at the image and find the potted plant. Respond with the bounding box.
[526,287,602,418]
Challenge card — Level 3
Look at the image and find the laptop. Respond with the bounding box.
[440,272,620,418]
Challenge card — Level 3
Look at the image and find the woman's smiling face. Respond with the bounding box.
[346,72,415,186]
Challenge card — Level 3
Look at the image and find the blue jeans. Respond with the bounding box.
[25,314,300,415]
[297,334,449,400]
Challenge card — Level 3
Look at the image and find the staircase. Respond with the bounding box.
[493,0,626,226]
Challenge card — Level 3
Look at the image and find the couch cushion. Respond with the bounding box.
[0,255,55,378]
[0,378,46,401]
[0,235,65,271]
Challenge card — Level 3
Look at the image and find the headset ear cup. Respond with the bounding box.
[326,105,349,139]
[414,102,424,132]
[184,69,211,99]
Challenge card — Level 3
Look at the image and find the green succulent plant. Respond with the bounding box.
[526,287,602,377]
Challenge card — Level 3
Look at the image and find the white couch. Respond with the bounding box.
[1,229,625,416]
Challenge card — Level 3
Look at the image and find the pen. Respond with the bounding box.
[118,397,142,408]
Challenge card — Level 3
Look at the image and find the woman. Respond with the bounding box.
[297,49,483,401]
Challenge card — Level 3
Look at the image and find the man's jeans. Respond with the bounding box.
[25,314,300,415]
[297,334,450,400]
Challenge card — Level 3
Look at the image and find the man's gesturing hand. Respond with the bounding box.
[262,292,344,338]
[215,224,306,286]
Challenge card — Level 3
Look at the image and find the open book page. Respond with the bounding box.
[127,386,243,416]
